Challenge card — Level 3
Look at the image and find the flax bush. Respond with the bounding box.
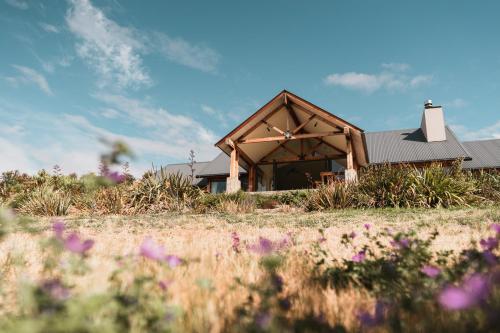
[20,185,72,216]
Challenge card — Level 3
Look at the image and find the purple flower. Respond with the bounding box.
[482,251,497,266]
[352,251,366,263]
[255,312,272,329]
[480,237,498,251]
[231,232,240,253]
[104,170,126,184]
[358,300,387,327]
[165,255,182,268]
[64,233,94,254]
[52,220,65,239]
[40,279,70,301]
[158,280,173,291]
[491,223,500,234]
[349,231,357,239]
[140,237,166,261]
[420,265,441,278]
[247,236,290,255]
[364,223,372,230]
[317,236,327,243]
[438,274,489,310]
[139,237,181,267]
[391,238,410,249]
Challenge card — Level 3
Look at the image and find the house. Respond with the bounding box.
[163,90,500,193]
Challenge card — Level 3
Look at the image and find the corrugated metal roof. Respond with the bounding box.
[197,152,247,177]
[365,126,471,164]
[462,139,500,169]
[158,161,210,185]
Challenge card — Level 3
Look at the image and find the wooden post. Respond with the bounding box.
[272,161,277,191]
[226,138,241,193]
[248,165,256,192]
[344,127,357,182]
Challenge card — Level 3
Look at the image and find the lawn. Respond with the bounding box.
[1,206,499,332]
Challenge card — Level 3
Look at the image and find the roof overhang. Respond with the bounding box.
[215,90,368,168]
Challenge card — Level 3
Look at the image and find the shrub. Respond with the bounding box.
[20,185,72,216]
[199,191,256,213]
[306,182,355,210]
[128,171,201,213]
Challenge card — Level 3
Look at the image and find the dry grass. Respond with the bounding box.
[1,206,499,331]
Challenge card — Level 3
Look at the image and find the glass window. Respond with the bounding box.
[210,179,226,193]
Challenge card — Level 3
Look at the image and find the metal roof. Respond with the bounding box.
[462,139,500,169]
[365,126,471,164]
[196,152,247,178]
[158,161,210,185]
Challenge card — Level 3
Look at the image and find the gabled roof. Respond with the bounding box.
[365,126,471,164]
[158,161,210,185]
[215,90,368,167]
[462,139,500,169]
[197,152,247,178]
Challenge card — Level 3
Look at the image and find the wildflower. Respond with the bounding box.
[165,255,182,268]
[390,238,410,249]
[420,265,441,278]
[52,220,65,239]
[364,223,372,230]
[352,251,366,262]
[349,231,357,239]
[40,278,70,301]
[491,223,500,234]
[255,312,272,329]
[231,232,240,253]
[438,274,489,310]
[317,235,327,243]
[140,237,166,261]
[103,170,126,184]
[279,297,291,310]
[247,236,289,255]
[480,237,498,251]
[159,280,173,291]
[215,251,222,260]
[139,237,182,267]
[358,300,387,327]
[64,233,94,255]
[482,251,497,266]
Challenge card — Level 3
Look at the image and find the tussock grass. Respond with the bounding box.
[0,207,498,331]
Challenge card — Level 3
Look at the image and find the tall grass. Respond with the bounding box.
[1,162,498,216]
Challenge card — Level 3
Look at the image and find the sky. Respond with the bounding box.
[1,0,499,176]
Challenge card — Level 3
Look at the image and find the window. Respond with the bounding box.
[210,179,226,193]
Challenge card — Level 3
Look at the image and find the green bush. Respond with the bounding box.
[307,183,355,210]
[20,185,72,216]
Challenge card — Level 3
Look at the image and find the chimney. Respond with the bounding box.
[420,100,446,142]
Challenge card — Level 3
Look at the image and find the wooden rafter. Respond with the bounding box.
[262,120,285,135]
[239,103,284,140]
[289,102,343,131]
[259,154,345,165]
[292,114,316,134]
[238,131,343,144]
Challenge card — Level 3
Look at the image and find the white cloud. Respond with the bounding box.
[39,22,60,33]
[324,64,432,93]
[156,33,220,73]
[5,0,28,10]
[65,0,151,89]
[100,107,120,119]
[201,104,229,127]
[93,94,219,161]
[409,75,433,87]
[450,121,500,141]
[6,65,53,95]
[65,0,220,89]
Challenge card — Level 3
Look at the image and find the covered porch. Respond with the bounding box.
[215,90,368,193]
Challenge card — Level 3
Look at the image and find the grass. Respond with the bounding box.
[0,206,499,331]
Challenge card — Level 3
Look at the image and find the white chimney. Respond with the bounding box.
[420,100,446,142]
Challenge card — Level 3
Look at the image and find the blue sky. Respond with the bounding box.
[1,0,499,175]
